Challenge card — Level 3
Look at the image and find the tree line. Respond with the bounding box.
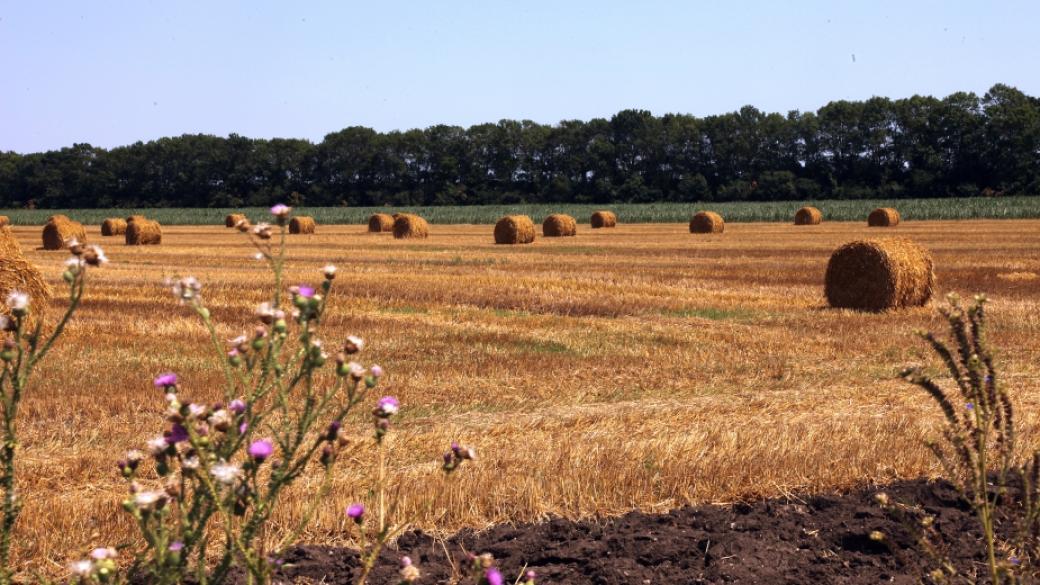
[1,84,1038,209]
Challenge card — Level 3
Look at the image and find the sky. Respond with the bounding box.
[1,0,1038,153]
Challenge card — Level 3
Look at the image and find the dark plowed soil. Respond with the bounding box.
[265,479,1011,584]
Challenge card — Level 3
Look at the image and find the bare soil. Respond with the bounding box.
[266,478,1010,584]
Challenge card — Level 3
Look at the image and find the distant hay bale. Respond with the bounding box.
[868,208,900,227]
[0,217,9,227]
[0,226,50,321]
[41,216,86,250]
[225,213,247,228]
[590,210,617,229]
[126,215,147,224]
[794,206,823,225]
[689,211,725,234]
[825,238,935,311]
[101,218,128,236]
[126,219,162,245]
[542,214,577,237]
[494,215,536,244]
[289,216,316,234]
[392,214,429,239]
[368,213,395,233]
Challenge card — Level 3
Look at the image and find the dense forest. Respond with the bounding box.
[1,84,1038,209]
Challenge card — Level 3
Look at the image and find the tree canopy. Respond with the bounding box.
[2,84,1038,208]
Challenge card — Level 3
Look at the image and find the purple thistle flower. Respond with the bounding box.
[966,402,974,410]
[296,285,316,299]
[228,399,246,415]
[485,567,503,585]
[166,424,189,445]
[168,541,184,552]
[346,503,365,523]
[239,421,248,435]
[370,364,384,378]
[248,439,274,461]
[153,372,178,389]
[269,203,292,217]
[376,396,400,416]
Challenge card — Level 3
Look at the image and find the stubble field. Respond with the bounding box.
[6,219,1040,576]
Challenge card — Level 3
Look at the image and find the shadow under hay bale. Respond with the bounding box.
[794,206,823,225]
[542,214,577,237]
[868,208,900,227]
[494,215,536,244]
[225,213,247,228]
[42,216,86,250]
[126,219,162,245]
[690,211,725,234]
[825,238,935,311]
[368,213,395,233]
[0,226,50,320]
[392,214,429,239]
[590,210,617,229]
[101,218,128,236]
[289,216,316,234]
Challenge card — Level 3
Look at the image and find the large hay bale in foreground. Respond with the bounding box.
[289,216,316,234]
[41,216,87,250]
[794,206,823,225]
[368,213,394,233]
[494,215,536,245]
[542,214,577,237]
[392,214,429,239]
[126,219,162,245]
[101,218,128,236]
[590,210,617,229]
[690,211,725,234]
[0,226,50,320]
[825,238,935,311]
[225,213,247,228]
[868,208,900,227]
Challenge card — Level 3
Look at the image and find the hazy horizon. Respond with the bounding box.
[2,0,1038,154]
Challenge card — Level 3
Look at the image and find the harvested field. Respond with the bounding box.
[5,219,1040,578]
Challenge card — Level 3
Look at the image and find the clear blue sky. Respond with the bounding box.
[1,1,1037,153]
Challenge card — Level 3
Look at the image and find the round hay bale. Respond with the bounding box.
[289,216,316,234]
[126,214,147,223]
[368,213,394,233]
[0,217,9,228]
[126,219,162,245]
[825,238,935,311]
[392,214,429,240]
[494,215,536,245]
[542,214,577,237]
[868,208,900,227]
[590,211,617,229]
[794,206,823,225]
[225,213,247,228]
[101,218,128,236]
[0,226,51,321]
[689,211,725,234]
[42,216,86,250]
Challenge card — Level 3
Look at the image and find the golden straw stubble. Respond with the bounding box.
[825,238,935,311]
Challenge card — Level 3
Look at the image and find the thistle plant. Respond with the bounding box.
[901,293,1040,583]
[0,239,105,585]
[70,205,446,585]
